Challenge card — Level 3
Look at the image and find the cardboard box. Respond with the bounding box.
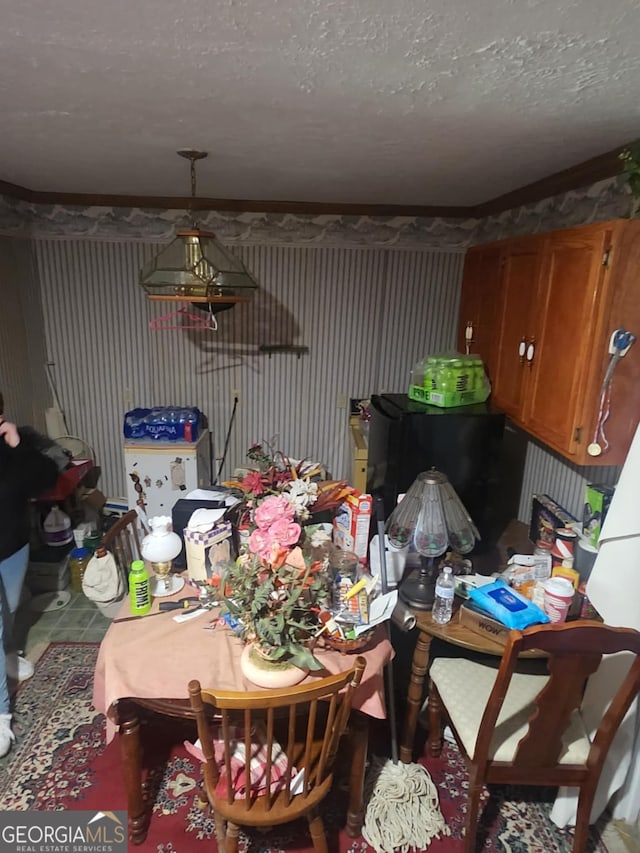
[583,484,615,548]
[529,494,579,548]
[458,600,510,647]
[80,488,107,513]
[332,492,372,561]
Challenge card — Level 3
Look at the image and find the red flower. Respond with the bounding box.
[242,471,265,495]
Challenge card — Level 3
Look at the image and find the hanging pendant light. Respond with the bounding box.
[139,150,258,312]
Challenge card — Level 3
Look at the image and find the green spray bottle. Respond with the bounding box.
[129,559,151,616]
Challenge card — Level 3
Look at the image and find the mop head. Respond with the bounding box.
[362,756,450,853]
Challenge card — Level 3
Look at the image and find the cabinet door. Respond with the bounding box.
[523,227,612,456]
[456,246,503,383]
[491,238,543,421]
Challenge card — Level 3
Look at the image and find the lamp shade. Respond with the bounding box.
[387,470,479,556]
[391,470,480,610]
[141,516,182,563]
[140,229,258,303]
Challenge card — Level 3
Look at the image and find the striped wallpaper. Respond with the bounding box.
[30,238,464,501]
[1,209,622,533]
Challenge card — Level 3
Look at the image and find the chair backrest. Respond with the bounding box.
[100,509,143,577]
[475,620,640,772]
[188,656,366,812]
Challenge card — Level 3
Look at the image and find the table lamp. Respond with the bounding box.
[386,469,479,610]
[141,516,185,596]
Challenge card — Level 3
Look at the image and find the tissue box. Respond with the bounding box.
[184,521,234,583]
[171,498,227,568]
[583,484,615,548]
[333,492,372,561]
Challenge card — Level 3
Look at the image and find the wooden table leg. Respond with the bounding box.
[346,710,369,837]
[400,630,432,763]
[117,700,150,845]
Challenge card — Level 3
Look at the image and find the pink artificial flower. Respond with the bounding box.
[254,495,295,529]
[249,528,272,560]
[268,517,301,548]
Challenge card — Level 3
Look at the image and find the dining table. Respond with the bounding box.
[92,583,394,845]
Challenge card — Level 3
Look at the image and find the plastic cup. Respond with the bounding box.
[543,576,574,623]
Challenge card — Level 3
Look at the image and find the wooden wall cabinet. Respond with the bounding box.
[456,245,503,384]
[459,219,640,467]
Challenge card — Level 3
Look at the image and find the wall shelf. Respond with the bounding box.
[259,344,309,359]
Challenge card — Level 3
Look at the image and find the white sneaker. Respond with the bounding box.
[5,654,35,682]
[0,714,15,758]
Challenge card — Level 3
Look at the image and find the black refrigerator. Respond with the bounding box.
[366,393,527,555]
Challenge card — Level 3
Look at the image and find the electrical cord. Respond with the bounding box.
[216,396,239,482]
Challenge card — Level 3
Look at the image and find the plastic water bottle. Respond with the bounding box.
[432,565,455,624]
[129,559,151,616]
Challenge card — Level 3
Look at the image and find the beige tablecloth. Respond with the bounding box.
[93,592,394,743]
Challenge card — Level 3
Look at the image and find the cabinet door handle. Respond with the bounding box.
[526,339,535,365]
[518,338,527,364]
[465,321,474,354]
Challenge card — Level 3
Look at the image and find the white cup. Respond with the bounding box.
[543,576,574,623]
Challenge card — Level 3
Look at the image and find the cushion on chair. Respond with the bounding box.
[430,657,591,764]
[184,722,296,799]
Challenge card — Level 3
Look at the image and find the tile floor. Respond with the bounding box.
[16,586,111,660]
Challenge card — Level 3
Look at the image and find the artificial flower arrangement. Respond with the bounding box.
[220,445,353,671]
[223,443,349,523]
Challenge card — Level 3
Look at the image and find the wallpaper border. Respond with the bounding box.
[0,176,632,249]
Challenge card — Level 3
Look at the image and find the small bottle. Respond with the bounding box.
[432,565,455,624]
[69,546,90,593]
[533,541,553,581]
[317,609,342,639]
[129,559,151,616]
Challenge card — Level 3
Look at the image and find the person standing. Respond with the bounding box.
[0,393,58,757]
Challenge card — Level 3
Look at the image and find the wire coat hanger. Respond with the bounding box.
[148,306,217,331]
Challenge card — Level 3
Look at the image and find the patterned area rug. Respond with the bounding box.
[0,642,618,852]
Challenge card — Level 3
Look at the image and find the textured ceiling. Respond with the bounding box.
[2,0,639,207]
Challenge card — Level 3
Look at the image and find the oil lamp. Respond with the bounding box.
[141,516,184,596]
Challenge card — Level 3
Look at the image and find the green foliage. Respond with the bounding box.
[220,552,326,671]
[619,144,640,215]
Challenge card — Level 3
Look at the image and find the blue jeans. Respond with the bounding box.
[0,544,29,713]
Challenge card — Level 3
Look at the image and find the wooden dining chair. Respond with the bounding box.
[188,655,367,853]
[426,620,640,853]
[100,509,143,580]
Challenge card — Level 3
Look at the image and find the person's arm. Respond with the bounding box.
[1,422,59,497]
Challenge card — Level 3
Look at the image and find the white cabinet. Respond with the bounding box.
[123,432,211,518]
